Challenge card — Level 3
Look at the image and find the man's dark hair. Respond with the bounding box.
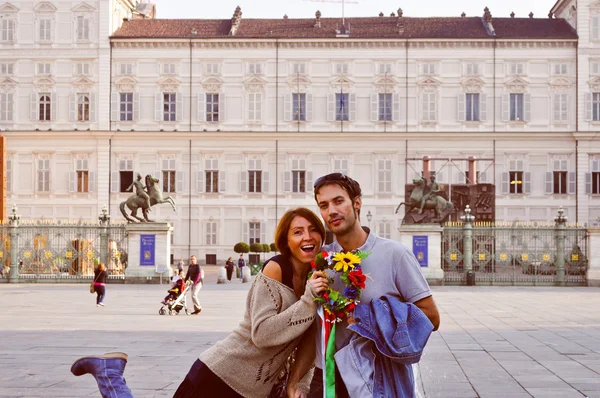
[313,173,362,203]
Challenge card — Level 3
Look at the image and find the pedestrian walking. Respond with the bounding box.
[225,257,235,282]
[177,258,185,272]
[184,256,203,315]
[93,263,108,307]
[237,254,245,279]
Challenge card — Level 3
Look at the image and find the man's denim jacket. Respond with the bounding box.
[334,295,434,398]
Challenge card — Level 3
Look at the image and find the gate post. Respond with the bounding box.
[554,206,567,285]
[460,205,475,285]
[98,205,110,269]
[8,205,20,283]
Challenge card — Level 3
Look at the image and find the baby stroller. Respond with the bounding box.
[159,280,191,315]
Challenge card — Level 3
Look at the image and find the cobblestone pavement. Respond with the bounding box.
[1,271,599,397]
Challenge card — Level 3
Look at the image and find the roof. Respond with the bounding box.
[111,16,577,40]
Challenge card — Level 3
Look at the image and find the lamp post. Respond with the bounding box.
[554,206,567,285]
[366,210,372,228]
[460,205,475,286]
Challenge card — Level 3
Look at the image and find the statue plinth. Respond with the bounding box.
[125,222,173,283]
[398,224,444,285]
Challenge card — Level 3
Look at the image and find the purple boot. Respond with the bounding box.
[71,352,134,398]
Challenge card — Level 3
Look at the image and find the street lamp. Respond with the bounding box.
[366,210,372,227]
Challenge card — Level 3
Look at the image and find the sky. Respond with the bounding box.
[150,0,557,20]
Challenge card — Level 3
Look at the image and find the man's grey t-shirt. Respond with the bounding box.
[315,228,432,367]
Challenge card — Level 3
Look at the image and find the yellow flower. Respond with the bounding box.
[332,252,361,273]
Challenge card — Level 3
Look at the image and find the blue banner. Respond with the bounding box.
[413,236,428,267]
[140,234,155,266]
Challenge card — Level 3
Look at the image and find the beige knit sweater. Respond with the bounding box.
[199,272,317,398]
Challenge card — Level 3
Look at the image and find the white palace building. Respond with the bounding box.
[1,0,600,264]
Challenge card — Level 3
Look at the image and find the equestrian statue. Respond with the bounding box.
[120,173,176,222]
[395,176,453,224]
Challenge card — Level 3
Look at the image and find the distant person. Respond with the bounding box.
[177,258,185,272]
[237,254,246,279]
[172,270,183,286]
[93,263,108,307]
[184,256,203,315]
[225,257,235,282]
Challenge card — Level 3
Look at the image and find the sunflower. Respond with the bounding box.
[332,252,362,273]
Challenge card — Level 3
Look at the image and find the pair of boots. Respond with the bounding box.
[71,352,133,398]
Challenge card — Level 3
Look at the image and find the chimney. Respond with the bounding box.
[529,12,534,18]
[461,12,466,18]
[482,7,495,36]
[229,6,242,36]
[397,8,404,34]
[379,12,384,17]
[510,11,515,18]
[315,10,321,28]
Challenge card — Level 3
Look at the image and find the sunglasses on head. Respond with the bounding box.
[313,172,349,188]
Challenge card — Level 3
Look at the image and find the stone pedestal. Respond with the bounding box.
[587,228,600,287]
[125,222,173,283]
[398,224,444,285]
[217,266,227,284]
[242,266,251,283]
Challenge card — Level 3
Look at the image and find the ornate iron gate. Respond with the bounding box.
[443,221,588,286]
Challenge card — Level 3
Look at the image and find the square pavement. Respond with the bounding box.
[1,272,599,397]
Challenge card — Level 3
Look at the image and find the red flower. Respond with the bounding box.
[348,270,367,289]
[311,260,317,269]
[337,311,346,319]
[323,293,329,301]
[321,251,328,258]
[346,303,356,312]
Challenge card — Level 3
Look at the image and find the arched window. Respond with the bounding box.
[77,94,89,121]
[39,95,51,121]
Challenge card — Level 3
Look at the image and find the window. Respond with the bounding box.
[553,63,568,75]
[466,63,480,76]
[39,19,52,41]
[249,222,261,244]
[118,159,133,192]
[510,93,524,121]
[39,94,51,121]
[162,63,176,75]
[120,93,133,121]
[291,159,306,193]
[205,158,219,193]
[335,93,349,121]
[378,222,391,239]
[546,159,575,195]
[592,15,600,40]
[77,94,90,121]
[466,93,480,121]
[205,63,220,75]
[588,160,600,195]
[422,92,436,122]
[510,170,524,194]
[75,62,90,76]
[378,63,392,75]
[333,158,348,175]
[465,170,481,184]
[0,93,14,122]
[554,94,568,122]
[206,94,219,122]
[510,63,524,75]
[0,63,14,75]
[248,93,262,122]
[422,63,436,75]
[37,63,51,75]
[293,63,306,74]
[335,63,349,75]
[377,159,392,193]
[593,93,600,121]
[0,19,15,42]
[592,62,600,76]
[206,222,217,245]
[163,93,176,122]
[248,161,262,193]
[76,16,90,41]
[293,93,306,121]
[162,158,176,193]
[37,157,50,192]
[205,254,217,265]
[119,63,133,76]
[75,158,89,193]
[553,171,568,194]
[248,63,262,75]
[378,93,392,121]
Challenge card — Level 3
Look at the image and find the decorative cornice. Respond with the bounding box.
[33,76,55,91]
[286,75,312,92]
[114,76,137,92]
[461,77,485,93]
[201,76,222,93]
[72,76,95,92]
[374,76,396,93]
[590,76,600,93]
[158,76,180,92]
[505,77,529,93]
[417,76,441,88]
[243,76,266,93]
[0,2,19,13]
[72,2,95,12]
[34,2,57,12]
[549,77,572,92]
[330,76,354,88]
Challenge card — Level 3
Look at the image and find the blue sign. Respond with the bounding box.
[413,236,428,267]
[140,234,155,266]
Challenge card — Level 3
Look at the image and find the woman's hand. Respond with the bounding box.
[286,384,307,398]
[308,271,329,295]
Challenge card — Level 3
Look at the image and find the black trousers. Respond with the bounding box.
[174,359,242,398]
[308,366,349,398]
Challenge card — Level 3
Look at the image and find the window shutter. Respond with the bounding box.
[176,93,183,122]
[523,172,531,194]
[593,16,600,40]
[155,93,162,122]
[306,171,313,192]
[197,92,206,122]
[49,93,57,121]
[457,94,466,122]
[133,93,140,121]
[501,172,509,194]
[218,93,225,122]
[110,92,119,122]
[392,93,400,122]
[349,93,357,121]
[523,93,531,122]
[327,93,335,121]
[370,94,378,122]
[110,171,120,192]
[262,171,270,193]
[69,171,77,192]
[196,171,205,193]
[284,94,292,122]
[88,93,96,122]
[218,170,227,193]
[594,160,600,172]
[260,222,267,244]
[69,94,76,121]
[585,93,593,121]
[502,93,509,122]
[567,172,576,194]
[239,171,247,193]
[306,94,313,122]
[545,172,554,194]
[283,171,291,193]
[480,94,487,121]
[176,171,185,193]
[586,173,592,194]
[30,93,37,121]
[242,222,249,243]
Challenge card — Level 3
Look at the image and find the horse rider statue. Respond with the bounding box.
[127,173,152,211]
[419,175,440,214]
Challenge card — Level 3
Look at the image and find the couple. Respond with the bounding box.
[71,173,440,398]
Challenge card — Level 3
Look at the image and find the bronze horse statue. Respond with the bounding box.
[395,177,453,222]
[120,174,176,222]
